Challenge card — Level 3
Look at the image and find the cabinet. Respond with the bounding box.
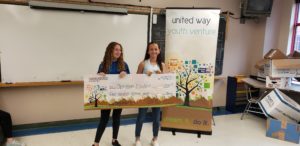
[226,76,259,113]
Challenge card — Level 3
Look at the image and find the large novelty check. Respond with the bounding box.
[84,74,182,110]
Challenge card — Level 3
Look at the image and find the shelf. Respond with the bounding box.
[0,81,83,88]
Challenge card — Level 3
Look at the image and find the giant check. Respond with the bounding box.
[84,73,182,110]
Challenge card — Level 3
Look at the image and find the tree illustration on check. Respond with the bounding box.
[88,85,106,107]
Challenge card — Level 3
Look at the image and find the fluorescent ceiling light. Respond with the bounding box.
[28,0,128,15]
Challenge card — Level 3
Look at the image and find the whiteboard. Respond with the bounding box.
[0,5,148,83]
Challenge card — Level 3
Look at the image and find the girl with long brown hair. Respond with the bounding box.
[93,42,130,146]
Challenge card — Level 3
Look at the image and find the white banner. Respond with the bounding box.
[162,9,220,133]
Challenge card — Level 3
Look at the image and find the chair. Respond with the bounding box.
[240,83,266,120]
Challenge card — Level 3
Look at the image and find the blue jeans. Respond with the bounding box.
[135,107,160,137]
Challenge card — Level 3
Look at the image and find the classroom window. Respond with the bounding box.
[291,1,300,53]
[291,1,300,85]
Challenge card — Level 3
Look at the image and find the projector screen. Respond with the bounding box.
[0,5,148,83]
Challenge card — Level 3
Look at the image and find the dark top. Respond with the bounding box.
[97,61,130,74]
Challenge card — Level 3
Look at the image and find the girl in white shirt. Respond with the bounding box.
[135,42,166,146]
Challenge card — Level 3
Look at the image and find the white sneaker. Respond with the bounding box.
[6,140,25,146]
[135,140,142,146]
[151,140,159,146]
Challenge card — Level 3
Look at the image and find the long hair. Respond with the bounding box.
[144,42,163,71]
[100,42,125,73]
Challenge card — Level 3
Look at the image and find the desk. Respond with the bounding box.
[242,78,266,89]
[241,78,300,120]
[242,78,300,92]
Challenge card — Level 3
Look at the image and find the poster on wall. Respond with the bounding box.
[161,8,220,134]
[84,74,181,110]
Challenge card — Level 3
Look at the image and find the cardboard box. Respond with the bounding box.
[265,59,300,78]
[236,75,246,83]
[294,51,300,58]
[255,59,268,70]
[255,49,286,70]
[288,50,300,58]
[266,118,300,144]
[255,49,300,77]
[257,71,266,82]
[264,49,288,59]
[266,76,291,89]
[259,88,300,124]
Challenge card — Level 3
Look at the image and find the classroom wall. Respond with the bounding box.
[0,0,271,125]
[249,0,295,75]
[264,0,295,56]
[78,0,269,109]
[263,0,281,56]
[248,0,297,75]
[277,0,295,55]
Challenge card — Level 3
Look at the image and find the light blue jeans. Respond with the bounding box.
[135,107,160,137]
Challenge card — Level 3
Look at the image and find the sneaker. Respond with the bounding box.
[112,140,121,146]
[135,140,142,146]
[6,140,25,146]
[151,140,159,146]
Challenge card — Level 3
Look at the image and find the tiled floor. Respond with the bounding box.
[13,114,295,146]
